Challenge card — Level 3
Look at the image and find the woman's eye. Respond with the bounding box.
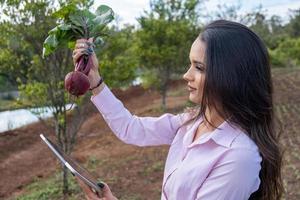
[195,65,205,72]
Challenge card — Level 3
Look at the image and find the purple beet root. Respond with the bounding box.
[64,71,90,96]
[65,54,93,96]
[75,55,91,76]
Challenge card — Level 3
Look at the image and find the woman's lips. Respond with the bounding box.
[188,85,197,92]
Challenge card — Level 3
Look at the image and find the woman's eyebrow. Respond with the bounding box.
[192,60,205,65]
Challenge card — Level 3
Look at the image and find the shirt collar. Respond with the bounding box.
[210,120,241,148]
[184,117,241,149]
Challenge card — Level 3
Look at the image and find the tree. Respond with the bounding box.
[97,25,139,89]
[0,21,37,85]
[286,8,300,38]
[136,0,201,110]
[208,2,243,23]
[0,0,94,198]
[209,4,287,50]
[269,38,300,67]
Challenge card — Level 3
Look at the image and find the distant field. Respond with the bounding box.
[272,67,300,199]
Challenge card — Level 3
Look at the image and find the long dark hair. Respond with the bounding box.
[184,20,283,200]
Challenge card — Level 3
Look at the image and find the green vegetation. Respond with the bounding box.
[12,171,81,200]
[136,0,200,110]
[270,38,300,67]
[42,4,114,57]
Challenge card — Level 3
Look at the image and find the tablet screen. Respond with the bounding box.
[40,134,102,193]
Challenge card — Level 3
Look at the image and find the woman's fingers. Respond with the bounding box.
[75,39,94,50]
[75,42,88,49]
[76,176,118,200]
[72,48,90,65]
[76,38,88,46]
[73,39,95,64]
[76,177,100,200]
[100,182,118,200]
[73,37,99,74]
[72,50,83,65]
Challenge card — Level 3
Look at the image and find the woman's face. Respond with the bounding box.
[183,37,206,104]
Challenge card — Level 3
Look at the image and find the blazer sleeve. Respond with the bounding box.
[195,148,262,200]
[91,85,187,146]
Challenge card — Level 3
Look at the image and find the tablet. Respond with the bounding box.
[40,134,104,193]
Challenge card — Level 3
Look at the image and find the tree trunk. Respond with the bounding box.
[160,66,170,111]
[161,84,167,111]
[62,165,69,199]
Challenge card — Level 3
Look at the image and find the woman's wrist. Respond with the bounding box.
[88,71,105,96]
[91,81,105,96]
[89,76,103,90]
[89,70,101,85]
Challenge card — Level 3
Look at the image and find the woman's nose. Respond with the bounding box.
[183,67,193,81]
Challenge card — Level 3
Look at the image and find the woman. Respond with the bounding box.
[72,20,283,200]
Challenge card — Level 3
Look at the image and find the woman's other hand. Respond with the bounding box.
[76,177,118,200]
[73,38,102,89]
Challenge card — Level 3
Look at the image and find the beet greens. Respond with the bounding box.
[42,3,114,96]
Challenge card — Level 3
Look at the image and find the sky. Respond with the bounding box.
[92,0,300,26]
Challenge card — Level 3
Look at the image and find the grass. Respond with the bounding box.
[0,98,33,111]
[0,99,18,111]
[141,161,164,176]
[14,156,122,200]
[11,171,82,200]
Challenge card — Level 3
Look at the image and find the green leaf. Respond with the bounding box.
[90,5,114,37]
[48,26,58,35]
[94,37,104,46]
[69,14,84,28]
[95,5,112,16]
[67,41,76,49]
[71,24,84,37]
[52,3,77,20]
[58,23,72,31]
[42,34,58,58]
[43,24,75,57]
[82,9,96,21]
[93,5,114,25]
[42,3,114,58]
[48,23,71,35]
[69,9,95,28]
[58,29,75,46]
[90,24,106,36]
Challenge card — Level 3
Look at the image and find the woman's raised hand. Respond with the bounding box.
[72,38,102,89]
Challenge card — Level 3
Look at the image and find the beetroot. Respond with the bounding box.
[75,55,92,75]
[64,54,92,96]
[64,71,90,96]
